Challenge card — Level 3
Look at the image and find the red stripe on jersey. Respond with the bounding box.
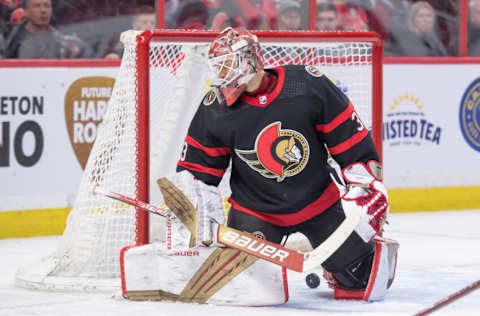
[328,129,368,155]
[315,102,354,133]
[177,160,226,178]
[240,67,284,107]
[228,182,340,226]
[186,135,230,156]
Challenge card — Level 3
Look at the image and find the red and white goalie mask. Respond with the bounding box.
[208,27,264,106]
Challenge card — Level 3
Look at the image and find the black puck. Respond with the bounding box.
[305,272,320,289]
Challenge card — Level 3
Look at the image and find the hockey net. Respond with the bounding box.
[15,29,382,292]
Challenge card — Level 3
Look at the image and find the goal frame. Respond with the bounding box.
[135,29,383,246]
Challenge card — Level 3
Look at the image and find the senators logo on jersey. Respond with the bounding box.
[235,122,309,182]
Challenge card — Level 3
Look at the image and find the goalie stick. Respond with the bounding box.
[413,279,480,316]
[92,185,360,272]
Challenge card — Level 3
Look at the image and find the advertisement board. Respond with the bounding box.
[383,64,480,188]
[1,61,479,225]
[0,66,118,211]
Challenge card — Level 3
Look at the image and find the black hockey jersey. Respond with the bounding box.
[177,65,379,226]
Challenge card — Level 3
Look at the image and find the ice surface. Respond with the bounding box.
[1,210,479,316]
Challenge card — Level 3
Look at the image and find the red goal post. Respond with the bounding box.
[15,29,383,292]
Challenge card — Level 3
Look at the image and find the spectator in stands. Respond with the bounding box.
[210,0,277,30]
[316,3,343,31]
[276,0,303,30]
[170,0,209,30]
[0,0,18,57]
[409,0,460,56]
[0,32,5,57]
[132,5,156,30]
[1,1,24,38]
[468,0,480,56]
[357,0,396,42]
[332,0,369,31]
[4,0,92,58]
[104,5,155,59]
[389,1,448,57]
[48,0,154,24]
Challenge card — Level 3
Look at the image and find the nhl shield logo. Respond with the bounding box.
[235,122,310,182]
[305,65,323,77]
[203,89,217,106]
[258,95,267,104]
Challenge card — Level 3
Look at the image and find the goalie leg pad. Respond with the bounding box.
[179,247,257,303]
[121,243,288,306]
[363,237,399,301]
[324,237,399,301]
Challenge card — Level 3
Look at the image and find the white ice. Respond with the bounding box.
[1,210,479,316]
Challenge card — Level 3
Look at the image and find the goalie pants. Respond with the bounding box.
[227,200,375,290]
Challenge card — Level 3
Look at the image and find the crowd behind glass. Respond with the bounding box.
[0,0,479,59]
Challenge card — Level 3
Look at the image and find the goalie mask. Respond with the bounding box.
[208,27,264,106]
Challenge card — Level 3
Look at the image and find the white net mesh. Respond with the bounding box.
[15,31,142,291]
[15,30,378,292]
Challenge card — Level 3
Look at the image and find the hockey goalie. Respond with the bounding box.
[120,27,399,305]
